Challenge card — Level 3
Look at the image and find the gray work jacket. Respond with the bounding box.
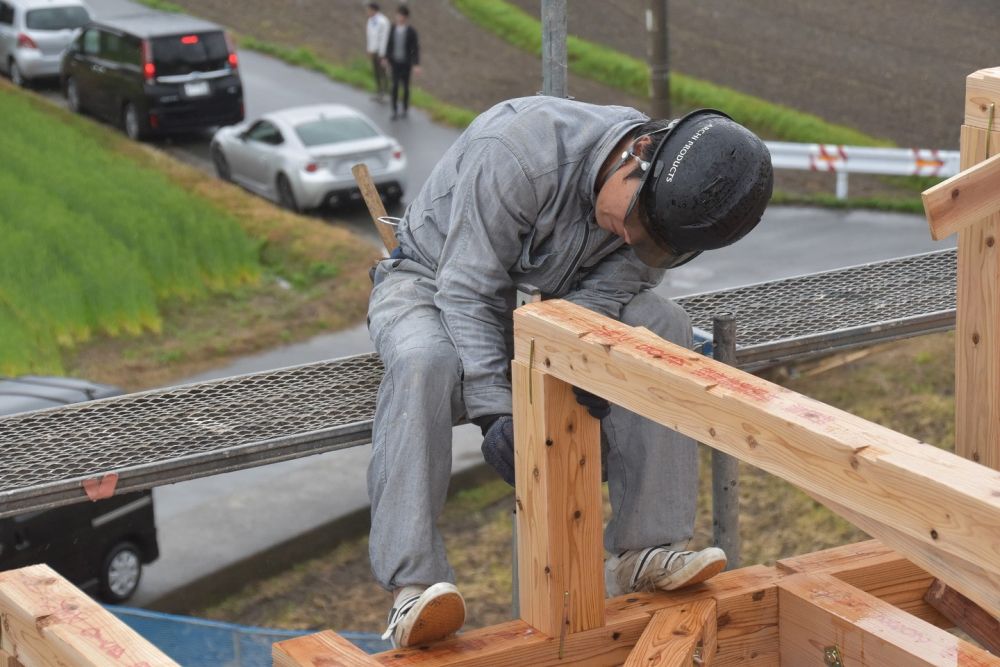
[395,96,665,419]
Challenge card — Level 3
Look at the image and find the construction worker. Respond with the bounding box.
[368,96,773,648]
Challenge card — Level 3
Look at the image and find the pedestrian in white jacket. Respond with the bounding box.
[365,2,390,102]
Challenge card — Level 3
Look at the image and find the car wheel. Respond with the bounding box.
[65,77,82,113]
[9,60,25,87]
[212,146,232,182]
[277,174,299,212]
[122,102,146,141]
[99,541,142,603]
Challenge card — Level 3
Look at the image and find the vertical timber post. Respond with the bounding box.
[541,0,567,98]
[711,314,741,568]
[957,68,1000,470]
[512,359,605,636]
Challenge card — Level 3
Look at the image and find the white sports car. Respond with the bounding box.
[210,104,405,211]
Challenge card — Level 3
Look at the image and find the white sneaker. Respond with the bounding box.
[605,546,727,597]
[380,583,466,648]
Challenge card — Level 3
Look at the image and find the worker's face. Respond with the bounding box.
[595,134,700,269]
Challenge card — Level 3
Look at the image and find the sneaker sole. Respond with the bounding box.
[656,550,727,591]
[397,583,466,648]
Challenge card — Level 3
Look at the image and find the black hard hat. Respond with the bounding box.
[634,109,773,263]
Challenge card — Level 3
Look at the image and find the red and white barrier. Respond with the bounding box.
[765,142,960,199]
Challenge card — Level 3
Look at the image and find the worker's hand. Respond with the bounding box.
[479,415,515,487]
[573,386,611,420]
[413,65,422,76]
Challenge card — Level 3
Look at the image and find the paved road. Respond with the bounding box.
[25,0,959,611]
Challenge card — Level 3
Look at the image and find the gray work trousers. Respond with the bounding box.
[366,259,698,591]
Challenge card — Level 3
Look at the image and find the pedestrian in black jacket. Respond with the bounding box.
[382,5,420,120]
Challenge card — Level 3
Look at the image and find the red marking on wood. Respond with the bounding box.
[21,570,147,663]
[693,367,773,401]
[786,404,836,425]
[591,326,636,346]
[82,473,118,501]
[635,343,687,367]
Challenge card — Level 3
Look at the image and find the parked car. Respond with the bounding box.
[60,11,243,140]
[0,376,159,603]
[210,104,406,212]
[0,0,90,87]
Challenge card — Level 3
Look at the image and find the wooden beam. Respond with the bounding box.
[512,300,1000,618]
[957,68,1000,471]
[512,360,604,636]
[362,565,782,666]
[923,151,1000,240]
[778,573,997,666]
[0,564,177,666]
[623,599,717,667]
[273,630,380,666]
[808,489,1000,629]
[777,539,949,627]
[924,579,1000,655]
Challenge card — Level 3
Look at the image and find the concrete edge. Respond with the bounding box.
[146,463,500,614]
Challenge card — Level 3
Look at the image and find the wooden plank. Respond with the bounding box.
[956,122,1000,471]
[274,630,380,666]
[368,565,782,666]
[778,573,998,666]
[777,539,949,627]
[924,580,1000,655]
[623,599,716,667]
[808,490,1000,630]
[923,150,1000,240]
[0,564,176,666]
[512,360,604,636]
[351,163,398,252]
[512,300,1000,617]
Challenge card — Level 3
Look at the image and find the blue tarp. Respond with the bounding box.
[109,606,390,666]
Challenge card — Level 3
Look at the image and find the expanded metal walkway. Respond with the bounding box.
[0,249,957,518]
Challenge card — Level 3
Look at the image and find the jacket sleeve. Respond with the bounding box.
[377,18,390,57]
[410,27,420,65]
[435,138,536,419]
[563,246,664,320]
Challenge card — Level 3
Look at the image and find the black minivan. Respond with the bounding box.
[0,377,159,603]
[60,12,244,140]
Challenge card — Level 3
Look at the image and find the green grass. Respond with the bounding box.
[0,88,260,375]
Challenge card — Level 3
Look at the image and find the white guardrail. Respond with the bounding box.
[764,142,960,199]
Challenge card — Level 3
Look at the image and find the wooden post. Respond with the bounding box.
[947,68,1000,470]
[512,359,605,636]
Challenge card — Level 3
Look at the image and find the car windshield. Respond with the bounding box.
[294,116,379,147]
[151,32,229,76]
[25,6,89,30]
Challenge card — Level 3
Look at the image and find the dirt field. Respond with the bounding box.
[170,0,995,150]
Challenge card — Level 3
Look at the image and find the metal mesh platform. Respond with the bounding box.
[679,248,957,369]
[0,249,957,517]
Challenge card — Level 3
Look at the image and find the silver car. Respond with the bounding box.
[210,103,406,212]
[0,0,90,86]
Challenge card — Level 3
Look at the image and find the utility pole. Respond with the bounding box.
[541,0,568,98]
[647,0,670,118]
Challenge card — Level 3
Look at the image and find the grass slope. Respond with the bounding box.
[0,87,259,374]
